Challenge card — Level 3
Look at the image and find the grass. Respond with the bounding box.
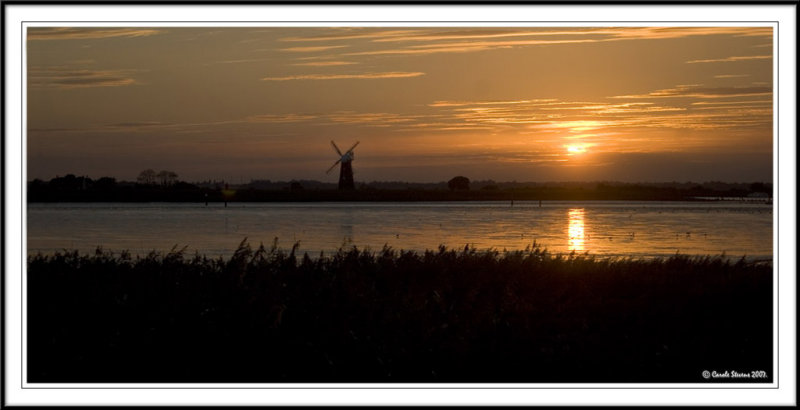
[27,239,773,383]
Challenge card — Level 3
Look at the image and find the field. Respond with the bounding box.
[27,240,773,383]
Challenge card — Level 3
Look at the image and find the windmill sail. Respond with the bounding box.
[326,159,341,174]
[331,141,343,156]
[327,140,359,190]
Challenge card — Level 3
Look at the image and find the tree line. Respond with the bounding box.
[27,171,773,202]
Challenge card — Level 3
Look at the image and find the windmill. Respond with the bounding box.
[326,140,359,190]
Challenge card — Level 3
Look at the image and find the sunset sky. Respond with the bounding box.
[26,26,774,183]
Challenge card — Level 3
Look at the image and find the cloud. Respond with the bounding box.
[246,114,319,123]
[261,72,425,81]
[284,26,771,44]
[611,84,772,99]
[27,27,161,40]
[279,45,349,52]
[425,92,771,137]
[686,55,771,64]
[325,111,419,125]
[280,27,772,58]
[244,111,430,130]
[279,29,422,42]
[370,29,605,43]
[345,39,599,57]
[393,123,496,132]
[205,57,274,65]
[292,61,357,67]
[691,100,771,106]
[429,99,556,107]
[602,26,772,40]
[28,67,138,89]
[105,121,171,129]
[714,74,751,79]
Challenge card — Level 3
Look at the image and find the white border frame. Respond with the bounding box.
[4,4,796,406]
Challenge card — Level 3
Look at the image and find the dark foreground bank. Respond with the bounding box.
[27,241,773,383]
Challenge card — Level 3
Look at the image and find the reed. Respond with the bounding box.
[27,240,773,383]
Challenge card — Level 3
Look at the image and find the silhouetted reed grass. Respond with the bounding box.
[27,239,772,383]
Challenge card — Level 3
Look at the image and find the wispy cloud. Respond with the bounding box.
[292,61,357,67]
[28,67,139,89]
[284,27,771,44]
[205,57,274,65]
[246,114,319,123]
[279,29,420,42]
[243,111,430,131]
[686,55,771,64]
[279,45,349,53]
[105,121,170,129]
[428,99,556,107]
[691,100,772,106]
[371,27,770,44]
[246,92,770,137]
[280,27,772,59]
[611,84,772,99]
[424,91,772,146]
[393,123,496,132]
[325,111,418,126]
[261,72,425,81]
[602,26,772,40]
[370,29,604,43]
[345,39,598,56]
[714,74,751,79]
[27,27,162,40]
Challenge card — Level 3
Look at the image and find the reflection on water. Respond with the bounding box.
[568,208,585,252]
[26,201,773,260]
[340,206,355,246]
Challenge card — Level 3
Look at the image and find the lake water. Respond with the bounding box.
[26,201,774,260]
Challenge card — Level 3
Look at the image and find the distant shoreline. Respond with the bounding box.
[27,176,773,203]
[26,188,774,203]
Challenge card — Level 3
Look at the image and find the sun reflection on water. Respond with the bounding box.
[568,208,586,252]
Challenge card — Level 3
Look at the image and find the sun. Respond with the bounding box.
[566,144,587,154]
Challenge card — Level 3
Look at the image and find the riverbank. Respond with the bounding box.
[27,242,773,383]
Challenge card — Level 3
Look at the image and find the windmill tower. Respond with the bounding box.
[326,140,360,190]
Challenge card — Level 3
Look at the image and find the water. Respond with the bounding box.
[26,201,773,260]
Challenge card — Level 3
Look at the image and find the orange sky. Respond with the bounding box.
[26,26,773,183]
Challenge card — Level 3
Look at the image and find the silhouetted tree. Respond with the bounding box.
[157,170,178,186]
[50,174,93,190]
[749,182,769,193]
[94,177,117,191]
[29,179,46,189]
[137,169,157,185]
[448,176,470,191]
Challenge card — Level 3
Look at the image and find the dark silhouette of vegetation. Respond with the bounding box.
[136,169,179,186]
[27,175,773,203]
[28,174,210,202]
[27,241,772,383]
[156,170,179,186]
[137,169,157,185]
[749,182,772,195]
[448,176,470,191]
